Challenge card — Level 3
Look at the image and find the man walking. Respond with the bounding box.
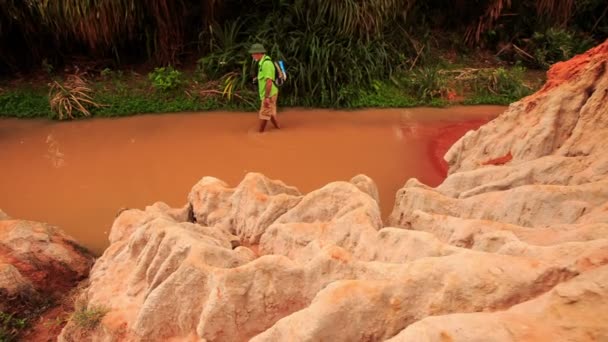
[249,43,280,133]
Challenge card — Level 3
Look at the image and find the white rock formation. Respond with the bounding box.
[387,265,608,342]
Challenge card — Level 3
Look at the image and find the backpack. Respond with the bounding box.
[260,56,287,87]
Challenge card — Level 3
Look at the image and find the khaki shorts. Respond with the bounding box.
[258,95,278,120]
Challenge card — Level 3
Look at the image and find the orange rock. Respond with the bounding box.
[481,151,513,166]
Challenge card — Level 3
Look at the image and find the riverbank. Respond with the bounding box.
[0,58,543,119]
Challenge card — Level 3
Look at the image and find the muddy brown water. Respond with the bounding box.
[0,106,505,254]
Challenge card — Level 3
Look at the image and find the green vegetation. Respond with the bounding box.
[530,28,596,69]
[72,305,109,330]
[0,62,538,118]
[0,0,605,117]
[464,66,534,105]
[0,311,27,342]
[0,292,57,340]
[148,66,183,92]
[0,89,52,118]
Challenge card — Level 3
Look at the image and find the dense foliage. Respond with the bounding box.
[0,0,605,112]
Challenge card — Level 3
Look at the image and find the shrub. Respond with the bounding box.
[49,74,102,120]
[487,66,531,99]
[465,66,533,104]
[0,311,27,342]
[148,66,183,92]
[72,305,109,330]
[400,67,450,101]
[531,28,595,69]
[414,67,449,101]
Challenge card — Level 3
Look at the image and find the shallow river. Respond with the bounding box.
[0,106,505,254]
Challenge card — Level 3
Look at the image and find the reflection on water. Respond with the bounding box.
[0,106,504,254]
[45,133,66,168]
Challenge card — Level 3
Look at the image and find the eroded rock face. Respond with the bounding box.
[251,251,577,342]
[442,42,608,176]
[0,214,94,314]
[188,172,302,245]
[387,265,608,342]
[60,40,608,341]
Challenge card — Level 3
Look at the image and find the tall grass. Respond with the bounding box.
[196,1,414,107]
[0,0,605,114]
[464,66,534,105]
[2,0,605,74]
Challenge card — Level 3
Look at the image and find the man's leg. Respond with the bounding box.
[258,99,269,133]
[269,95,279,129]
[270,116,280,129]
[259,119,268,133]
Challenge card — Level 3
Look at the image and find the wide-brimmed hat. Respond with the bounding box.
[248,43,266,54]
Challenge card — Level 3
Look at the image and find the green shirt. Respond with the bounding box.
[257,55,279,100]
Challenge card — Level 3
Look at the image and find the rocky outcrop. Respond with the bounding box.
[0,213,95,315]
[251,251,577,342]
[58,177,587,341]
[442,44,608,176]
[60,40,608,341]
[387,265,608,341]
[188,173,302,245]
[382,39,608,341]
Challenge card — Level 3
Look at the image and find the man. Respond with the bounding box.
[249,43,280,133]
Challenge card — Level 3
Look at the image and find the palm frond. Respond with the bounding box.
[49,73,103,120]
[537,0,575,26]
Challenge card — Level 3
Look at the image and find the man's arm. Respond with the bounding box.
[263,69,273,107]
[265,78,273,98]
[261,60,274,107]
